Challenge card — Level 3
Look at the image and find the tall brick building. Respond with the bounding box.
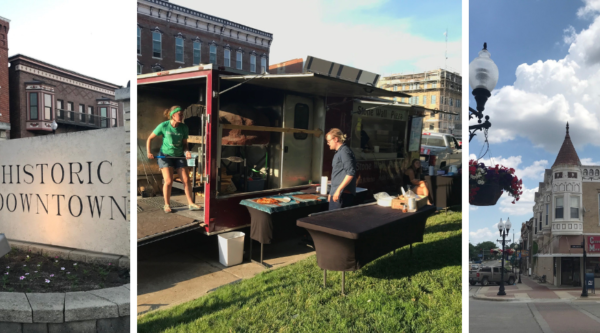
[137,0,272,74]
[8,54,123,139]
[378,70,462,138]
[0,16,10,140]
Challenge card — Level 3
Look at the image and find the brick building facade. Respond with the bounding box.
[0,16,10,140]
[137,0,272,74]
[8,54,123,139]
[269,58,304,74]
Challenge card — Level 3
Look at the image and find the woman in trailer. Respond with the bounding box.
[405,159,431,203]
[146,105,201,213]
[326,128,357,210]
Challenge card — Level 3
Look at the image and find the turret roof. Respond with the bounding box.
[552,122,581,168]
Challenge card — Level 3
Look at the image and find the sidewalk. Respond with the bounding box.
[473,275,600,302]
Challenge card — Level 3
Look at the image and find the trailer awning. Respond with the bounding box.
[220,73,411,99]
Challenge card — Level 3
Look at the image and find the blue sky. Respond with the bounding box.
[177,0,462,75]
[469,0,600,245]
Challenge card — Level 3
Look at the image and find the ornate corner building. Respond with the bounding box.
[7,55,123,139]
[529,124,600,287]
[377,70,462,140]
[137,0,273,75]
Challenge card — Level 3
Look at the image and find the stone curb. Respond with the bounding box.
[473,288,600,302]
[7,240,129,269]
[0,287,129,324]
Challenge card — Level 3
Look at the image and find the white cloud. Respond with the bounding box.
[174,0,462,75]
[469,227,494,244]
[476,3,600,153]
[581,157,600,165]
[469,154,548,180]
[577,0,600,17]
[498,185,538,216]
[470,206,479,211]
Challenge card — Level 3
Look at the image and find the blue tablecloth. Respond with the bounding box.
[240,191,327,214]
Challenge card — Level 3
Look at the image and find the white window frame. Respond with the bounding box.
[152,31,162,59]
[250,54,256,72]
[224,49,231,67]
[137,62,143,75]
[570,195,580,220]
[555,195,564,220]
[175,37,184,63]
[431,95,436,105]
[210,44,217,65]
[261,56,267,73]
[193,41,201,65]
[236,50,242,70]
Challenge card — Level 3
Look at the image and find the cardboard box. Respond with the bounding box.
[392,195,428,210]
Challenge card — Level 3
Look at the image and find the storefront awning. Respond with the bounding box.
[220,73,412,99]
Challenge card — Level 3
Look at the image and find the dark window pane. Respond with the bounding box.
[30,93,38,120]
[556,208,563,219]
[293,103,309,140]
[571,208,578,219]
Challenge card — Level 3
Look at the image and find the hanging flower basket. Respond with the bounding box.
[469,160,522,206]
[470,183,503,206]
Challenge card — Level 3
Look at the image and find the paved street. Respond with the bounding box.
[470,276,600,332]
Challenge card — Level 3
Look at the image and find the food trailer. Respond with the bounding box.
[137,57,432,244]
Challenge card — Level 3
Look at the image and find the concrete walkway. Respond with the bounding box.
[473,275,599,302]
[137,225,316,316]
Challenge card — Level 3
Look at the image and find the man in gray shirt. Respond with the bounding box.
[326,128,357,210]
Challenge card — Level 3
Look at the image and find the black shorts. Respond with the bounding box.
[157,151,187,170]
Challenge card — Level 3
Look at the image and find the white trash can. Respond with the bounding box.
[218,232,245,267]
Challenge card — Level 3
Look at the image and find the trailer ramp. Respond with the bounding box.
[137,197,205,246]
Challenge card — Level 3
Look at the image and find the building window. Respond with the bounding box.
[79,104,85,122]
[137,26,141,55]
[100,107,108,128]
[224,49,230,67]
[571,196,579,219]
[250,54,256,72]
[193,41,201,65]
[555,172,563,179]
[44,94,52,120]
[429,124,434,130]
[152,31,161,58]
[457,99,461,107]
[88,106,94,125]
[111,107,118,127]
[137,62,143,75]
[449,98,453,106]
[545,204,549,225]
[423,95,427,105]
[261,57,267,73]
[175,37,184,63]
[431,95,436,105]
[210,44,217,65]
[67,102,74,121]
[402,84,406,90]
[393,85,397,92]
[432,82,437,88]
[555,197,564,219]
[56,100,63,120]
[236,50,242,70]
[568,172,577,178]
[29,93,38,120]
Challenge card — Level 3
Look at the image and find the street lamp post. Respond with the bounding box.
[582,235,588,297]
[518,237,523,284]
[469,42,499,142]
[497,217,511,296]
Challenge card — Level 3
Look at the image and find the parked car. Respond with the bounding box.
[420,132,462,171]
[469,266,516,286]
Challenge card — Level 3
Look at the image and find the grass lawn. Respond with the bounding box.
[138,210,462,333]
